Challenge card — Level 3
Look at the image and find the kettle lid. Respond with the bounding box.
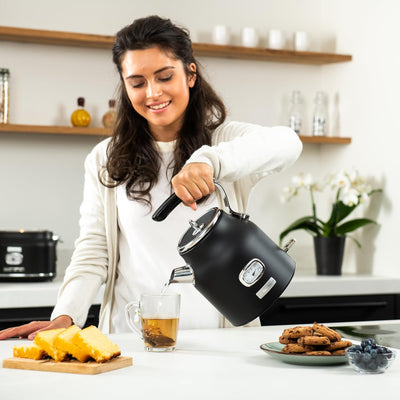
[178,207,221,254]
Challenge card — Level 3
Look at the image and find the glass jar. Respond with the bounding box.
[1,68,10,124]
[288,90,303,134]
[0,69,4,123]
[312,91,328,136]
[102,99,116,128]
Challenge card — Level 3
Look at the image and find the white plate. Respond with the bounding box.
[260,342,347,366]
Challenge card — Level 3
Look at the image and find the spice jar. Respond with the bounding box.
[71,97,91,127]
[0,68,10,124]
[312,91,328,136]
[288,90,303,134]
[0,69,4,123]
[102,99,117,128]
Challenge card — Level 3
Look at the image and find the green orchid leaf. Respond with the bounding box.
[346,235,362,248]
[327,201,357,227]
[335,218,377,235]
[279,216,322,244]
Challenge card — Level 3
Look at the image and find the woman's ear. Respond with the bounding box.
[188,63,197,88]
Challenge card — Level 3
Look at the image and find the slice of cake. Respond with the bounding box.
[13,343,47,360]
[33,328,68,362]
[53,325,92,363]
[72,325,121,363]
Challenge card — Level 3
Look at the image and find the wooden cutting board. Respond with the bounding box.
[2,356,133,375]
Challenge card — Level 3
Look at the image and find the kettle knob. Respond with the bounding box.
[282,238,296,253]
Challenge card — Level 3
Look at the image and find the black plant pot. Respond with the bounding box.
[313,236,346,276]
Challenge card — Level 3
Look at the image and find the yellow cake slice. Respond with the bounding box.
[72,325,121,363]
[13,343,47,360]
[53,325,92,362]
[33,328,68,362]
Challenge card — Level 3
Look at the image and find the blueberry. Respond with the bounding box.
[366,359,378,371]
[364,345,372,353]
[363,352,372,362]
[376,354,388,368]
[361,339,370,348]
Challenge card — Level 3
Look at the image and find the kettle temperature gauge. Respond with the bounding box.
[239,259,265,287]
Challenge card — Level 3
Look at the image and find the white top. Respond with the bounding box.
[112,141,221,332]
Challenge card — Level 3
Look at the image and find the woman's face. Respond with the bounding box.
[121,47,196,141]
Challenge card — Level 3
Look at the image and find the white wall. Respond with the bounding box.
[1,0,399,277]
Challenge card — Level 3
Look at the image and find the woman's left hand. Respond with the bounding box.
[172,163,214,210]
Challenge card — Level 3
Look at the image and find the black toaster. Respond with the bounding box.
[0,230,58,282]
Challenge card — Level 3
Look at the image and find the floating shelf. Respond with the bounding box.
[0,124,351,144]
[0,124,110,136]
[0,26,352,65]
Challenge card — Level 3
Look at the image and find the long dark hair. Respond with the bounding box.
[102,15,226,207]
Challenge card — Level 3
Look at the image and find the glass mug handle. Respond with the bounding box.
[124,301,143,338]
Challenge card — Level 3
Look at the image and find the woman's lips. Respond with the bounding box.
[147,101,171,111]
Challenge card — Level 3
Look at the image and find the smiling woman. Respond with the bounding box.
[0,15,302,339]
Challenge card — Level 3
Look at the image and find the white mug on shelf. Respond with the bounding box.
[241,27,259,47]
[267,29,285,49]
[294,31,309,51]
[212,25,230,45]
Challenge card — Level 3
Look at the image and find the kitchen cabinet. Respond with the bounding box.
[0,25,352,144]
[260,293,400,326]
[0,304,100,330]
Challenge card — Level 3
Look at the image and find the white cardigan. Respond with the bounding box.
[51,121,302,333]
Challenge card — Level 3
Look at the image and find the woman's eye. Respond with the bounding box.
[132,81,145,88]
[159,75,173,82]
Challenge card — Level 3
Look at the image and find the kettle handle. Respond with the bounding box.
[152,180,249,222]
[152,192,182,221]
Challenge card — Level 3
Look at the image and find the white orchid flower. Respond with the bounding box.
[292,172,314,189]
[341,188,359,207]
[280,186,298,203]
[331,170,350,190]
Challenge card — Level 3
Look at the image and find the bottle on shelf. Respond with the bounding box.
[288,90,303,134]
[0,68,10,124]
[102,99,117,128]
[312,91,328,136]
[71,97,91,127]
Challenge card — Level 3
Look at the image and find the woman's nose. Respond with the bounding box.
[146,81,162,98]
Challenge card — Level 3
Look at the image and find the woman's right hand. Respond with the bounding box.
[0,315,73,341]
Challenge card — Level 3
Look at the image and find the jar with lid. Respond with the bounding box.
[1,68,10,124]
[312,91,328,136]
[102,99,117,128]
[71,97,91,127]
[288,90,303,134]
[0,69,4,123]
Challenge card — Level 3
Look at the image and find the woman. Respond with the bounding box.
[0,15,302,338]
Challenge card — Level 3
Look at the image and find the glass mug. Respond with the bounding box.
[125,293,181,352]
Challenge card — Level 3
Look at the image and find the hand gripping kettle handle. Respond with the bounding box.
[152,192,182,221]
[152,180,250,222]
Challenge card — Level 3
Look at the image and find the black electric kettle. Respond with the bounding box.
[152,182,296,326]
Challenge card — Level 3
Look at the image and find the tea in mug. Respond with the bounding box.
[142,318,179,349]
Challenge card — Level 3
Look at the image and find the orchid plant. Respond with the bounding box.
[279,169,382,247]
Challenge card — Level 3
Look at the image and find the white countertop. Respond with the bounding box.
[1,272,399,309]
[1,320,399,400]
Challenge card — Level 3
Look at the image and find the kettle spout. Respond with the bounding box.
[168,265,194,284]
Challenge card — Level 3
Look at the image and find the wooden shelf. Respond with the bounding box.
[0,124,351,143]
[298,135,351,144]
[0,124,110,136]
[0,26,352,65]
